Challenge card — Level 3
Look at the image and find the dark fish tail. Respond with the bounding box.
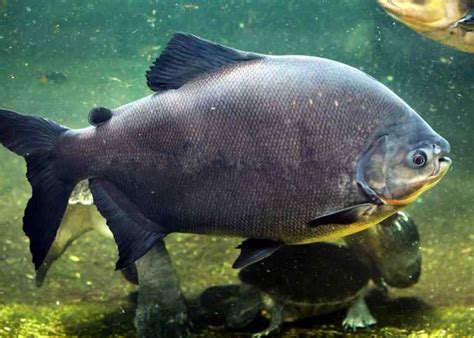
[0,108,75,270]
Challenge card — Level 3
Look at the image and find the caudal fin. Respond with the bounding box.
[0,109,74,270]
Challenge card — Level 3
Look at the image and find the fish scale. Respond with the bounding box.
[0,33,450,270]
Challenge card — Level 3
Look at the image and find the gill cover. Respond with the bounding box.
[356,135,388,205]
[357,134,418,205]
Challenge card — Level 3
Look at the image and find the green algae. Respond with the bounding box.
[1,303,470,336]
[0,302,135,336]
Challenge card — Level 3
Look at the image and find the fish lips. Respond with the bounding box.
[431,155,452,178]
[429,138,452,179]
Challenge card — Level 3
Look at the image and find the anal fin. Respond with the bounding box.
[89,179,166,270]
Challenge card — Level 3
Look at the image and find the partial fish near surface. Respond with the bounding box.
[0,33,451,272]
[378,0,474,52]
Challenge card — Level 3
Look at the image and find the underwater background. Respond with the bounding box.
[0,0,472,336]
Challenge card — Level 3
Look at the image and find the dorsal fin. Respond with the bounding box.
[88,107,112,126]
[146,33,264,91]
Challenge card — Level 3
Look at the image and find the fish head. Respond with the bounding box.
[377,0,470,30]
[358,112,451,206]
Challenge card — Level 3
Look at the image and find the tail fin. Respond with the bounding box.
[0,109,74,270]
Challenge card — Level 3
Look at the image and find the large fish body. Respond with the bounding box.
[0,33,451,270]
[63,57,396,240]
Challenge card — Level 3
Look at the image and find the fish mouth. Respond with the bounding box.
[431,156,452,179]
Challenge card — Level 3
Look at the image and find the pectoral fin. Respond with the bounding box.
[307,203,374,228]
[232,239,284,269]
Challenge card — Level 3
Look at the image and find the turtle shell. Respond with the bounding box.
[238,243,370,304]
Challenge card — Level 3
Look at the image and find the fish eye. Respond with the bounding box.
[408,150,428,168]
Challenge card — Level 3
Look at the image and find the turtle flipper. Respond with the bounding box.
[252,297,284,337]
[196,283,262,329]
[342,294,376,331]
[225,284,263,329]
[134,240,192,337]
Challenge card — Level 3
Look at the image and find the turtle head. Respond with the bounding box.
[371,212,422,288]
[345,212,422,288]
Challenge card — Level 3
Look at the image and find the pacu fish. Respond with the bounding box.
[0,33,451,271]
[378,0,474,53]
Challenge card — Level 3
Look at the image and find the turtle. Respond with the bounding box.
[344,211,422,289]
[197,212,421,336]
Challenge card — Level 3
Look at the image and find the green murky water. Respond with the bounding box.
[0,0,472,336]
